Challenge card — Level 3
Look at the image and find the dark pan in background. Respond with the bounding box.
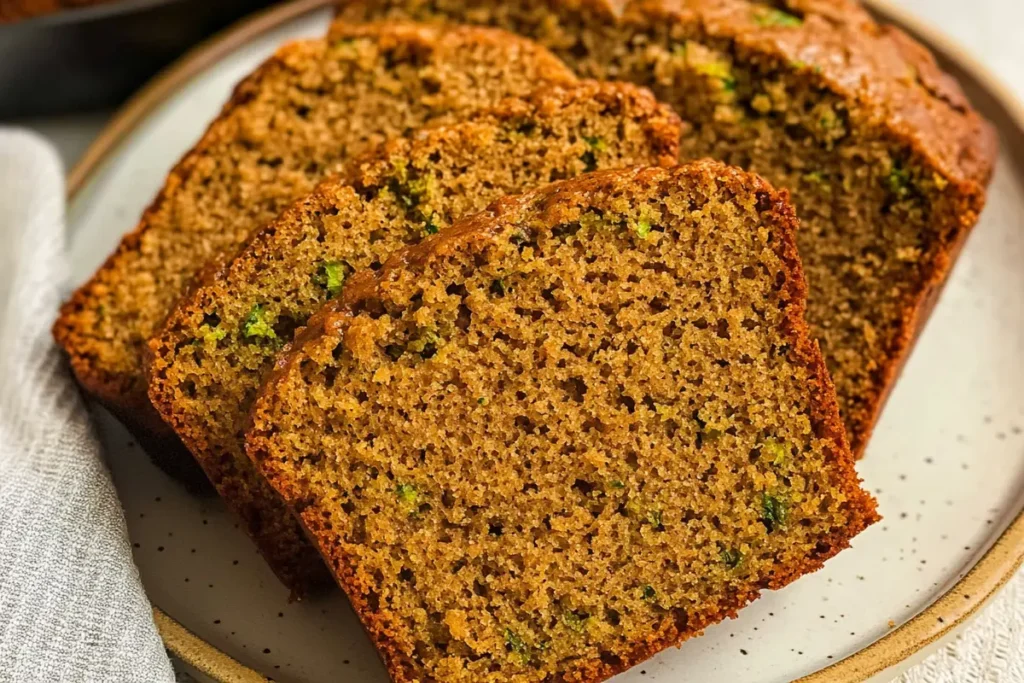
[0,0,278,118]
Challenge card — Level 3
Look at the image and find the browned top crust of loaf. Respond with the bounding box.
[51,20,576,446]
[247,162,878,682]
[337,0,997,457]
[145,80,680,593]
[339,0,995,188]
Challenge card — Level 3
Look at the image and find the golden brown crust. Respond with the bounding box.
[249,162,878,681]
[52,21,576,488]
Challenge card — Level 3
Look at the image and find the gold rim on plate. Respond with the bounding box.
[65,1,1024,680]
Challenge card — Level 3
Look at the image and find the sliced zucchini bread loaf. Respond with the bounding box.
[338,0,998,455]
[146,82,680,592]
[246,163,879,682]
[52,21,576,460]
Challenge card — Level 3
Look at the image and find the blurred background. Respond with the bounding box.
[0,0,277,118]
[1,0,286,169]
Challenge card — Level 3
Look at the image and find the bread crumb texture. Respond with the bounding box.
[146,81,681,592]
[52,20,576,421]
[247,163,878,682]
[337,0,997,456]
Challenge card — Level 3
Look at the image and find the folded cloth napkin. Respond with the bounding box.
[0,129,174,683]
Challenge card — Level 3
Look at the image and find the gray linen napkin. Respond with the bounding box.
[0,129,174,683]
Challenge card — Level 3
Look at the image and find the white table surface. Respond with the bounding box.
[9,1,1022,681]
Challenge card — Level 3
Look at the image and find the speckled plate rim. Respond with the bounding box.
[65,1,1024,681]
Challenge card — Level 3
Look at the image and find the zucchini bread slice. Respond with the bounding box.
[52,21,576,467]
[338,0,998,455]
[246,162,879,682]
[146,81,680,592]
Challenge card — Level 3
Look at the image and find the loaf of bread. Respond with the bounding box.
[145,80,680,593]
[247,162,879,681]
[338,0,998,455]
[52,21,577,481]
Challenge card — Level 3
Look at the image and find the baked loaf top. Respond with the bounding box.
[337,0,997,455]
[340,0,993,188]
[247,162,878,682]
[52,20,576,436]
[146,81,680,593]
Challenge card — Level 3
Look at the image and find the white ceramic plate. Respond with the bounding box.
[65,1,1024,681]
